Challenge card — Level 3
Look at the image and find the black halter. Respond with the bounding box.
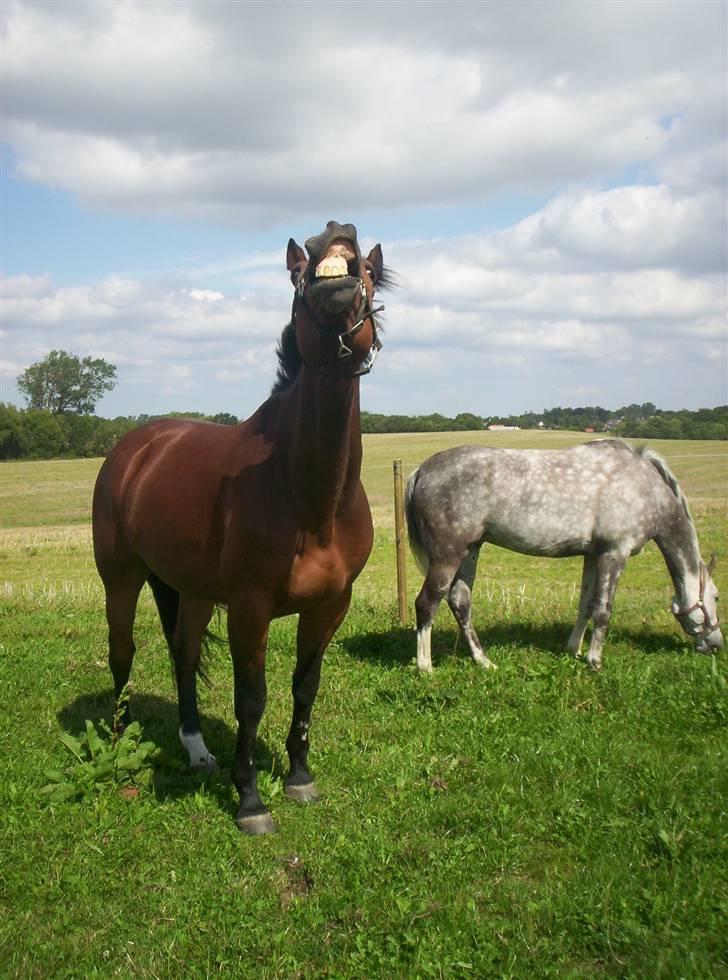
[293,276,384,378]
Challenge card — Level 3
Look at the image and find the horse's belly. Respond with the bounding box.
[486,520,590,558]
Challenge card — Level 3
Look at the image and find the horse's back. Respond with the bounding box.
[410,440,664,559]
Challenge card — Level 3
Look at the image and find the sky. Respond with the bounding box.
[1,0,726,421]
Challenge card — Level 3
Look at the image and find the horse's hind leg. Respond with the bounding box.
[102,566,147,731]
[171,593,217,772]
[414,558,462,672]
[285,587,352,803]
[567,555,597,657]
[447,547,496,670]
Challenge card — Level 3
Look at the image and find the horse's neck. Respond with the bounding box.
[285,369,363,534]
[654,497,701,603]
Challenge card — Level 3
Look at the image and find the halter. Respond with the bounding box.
[672,563,720,638]
[294,276,384,378]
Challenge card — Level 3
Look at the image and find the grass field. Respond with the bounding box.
[1,432,726,977]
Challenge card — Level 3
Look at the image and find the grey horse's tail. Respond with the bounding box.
[636,444,693,523]
[404,466,430,574]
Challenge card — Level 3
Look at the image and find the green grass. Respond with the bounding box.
[1,434,727,977]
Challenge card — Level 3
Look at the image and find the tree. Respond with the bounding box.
[17,350,117,415]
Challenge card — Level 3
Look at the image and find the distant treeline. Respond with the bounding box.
[489,404,728,440]
[0,407,238,461]
[1,402,726,461]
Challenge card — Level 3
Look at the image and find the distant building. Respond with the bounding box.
[487,424,521,431]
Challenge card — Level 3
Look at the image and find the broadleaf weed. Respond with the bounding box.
[40,717,160,803]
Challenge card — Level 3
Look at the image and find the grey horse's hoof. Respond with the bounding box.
[235,811,277,835]
[284,782,321,804]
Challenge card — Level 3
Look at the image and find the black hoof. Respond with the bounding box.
[284,781,321,804]
[235,811,277,835]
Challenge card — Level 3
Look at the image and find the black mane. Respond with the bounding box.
[271,319,301,395]
[269,265,396,395]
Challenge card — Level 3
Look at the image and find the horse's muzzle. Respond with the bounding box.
[308,275,362,318]
[695,628,724,653]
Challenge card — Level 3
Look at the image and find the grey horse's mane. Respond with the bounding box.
[633,443,693,524]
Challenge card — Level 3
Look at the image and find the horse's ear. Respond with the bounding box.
[287,238,306,272]
[707,552,717,575]
[366,243,383,283]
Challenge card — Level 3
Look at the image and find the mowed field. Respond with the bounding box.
[1,431,726,977]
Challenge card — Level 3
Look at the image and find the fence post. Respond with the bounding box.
[393,459,409,624]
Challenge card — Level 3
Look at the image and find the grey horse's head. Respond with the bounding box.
[672,555,723,653]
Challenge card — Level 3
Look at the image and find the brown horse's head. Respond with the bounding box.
[285,220,386,378]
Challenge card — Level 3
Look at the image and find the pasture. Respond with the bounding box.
[1,431,726,977]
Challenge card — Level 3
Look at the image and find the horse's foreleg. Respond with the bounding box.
[447,548,496,670]
[567,555,598,657]
[173,595,217,772]
[102,569,147,732]
[585,553,626,670]
[414,560,460,672]
[227,597,274,834]
[285,588,352,803]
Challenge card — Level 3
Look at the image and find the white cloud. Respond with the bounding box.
[3,172,725,416]
[3,0,725,223]
[1,0,725,416]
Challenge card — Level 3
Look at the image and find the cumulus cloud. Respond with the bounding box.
[3,0,725,223]
[1,0,725,416]
[3,172,725,415]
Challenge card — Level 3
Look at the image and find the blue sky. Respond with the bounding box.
[2,0,726,420]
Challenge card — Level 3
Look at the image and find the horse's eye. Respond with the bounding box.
[365,266,376,282]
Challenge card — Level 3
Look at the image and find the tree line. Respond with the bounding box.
[2,350,725,461]
[2,403,725,461]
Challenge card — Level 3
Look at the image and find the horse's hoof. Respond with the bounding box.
[235,811,277,835]
[284,782,321,804]
[191,753,218,774]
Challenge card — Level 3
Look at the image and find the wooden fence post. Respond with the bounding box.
[393,459,409,624]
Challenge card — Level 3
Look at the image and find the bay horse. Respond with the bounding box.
[405,440,722,671]
[93,221,391,834]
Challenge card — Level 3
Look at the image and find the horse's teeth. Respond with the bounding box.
[315,256,348,278]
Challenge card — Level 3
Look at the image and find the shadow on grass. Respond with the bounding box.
[57,690,289,818]
[341,619,685,668]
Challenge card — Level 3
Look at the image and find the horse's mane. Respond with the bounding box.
[634,443,693,523]
[270,266,396,396]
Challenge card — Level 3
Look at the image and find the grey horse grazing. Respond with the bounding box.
[405,440,722,671]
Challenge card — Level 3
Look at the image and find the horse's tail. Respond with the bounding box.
[147,573,220,684]
[404,466,430,574]
[636,444,693,523]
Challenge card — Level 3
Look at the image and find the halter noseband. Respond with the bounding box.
[294,276,384,378]
[672,564,720,638]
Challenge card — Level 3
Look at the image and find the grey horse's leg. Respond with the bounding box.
[414,559,462,672]
[585,552,627,670]
[446,547,496,669]
[567,554,598,657]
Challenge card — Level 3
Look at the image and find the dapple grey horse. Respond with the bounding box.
[405,440,722,671]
